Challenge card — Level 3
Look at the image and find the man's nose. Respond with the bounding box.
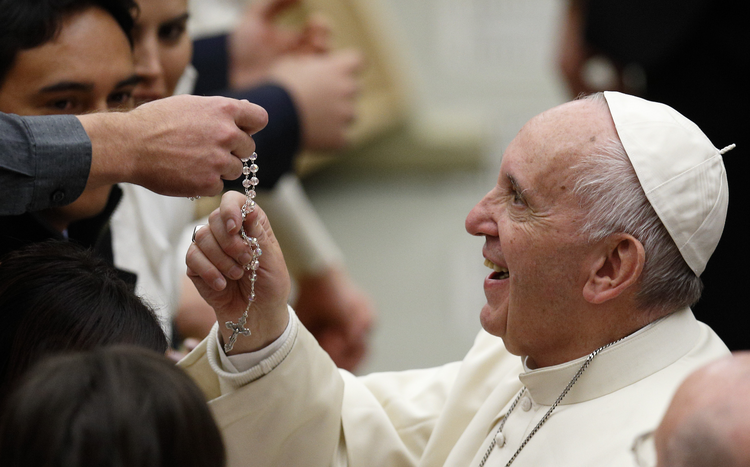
[465,195,496,237]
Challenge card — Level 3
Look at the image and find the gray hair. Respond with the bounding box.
[571,93,702,315]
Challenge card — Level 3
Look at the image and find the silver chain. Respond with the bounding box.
[478,338,623,467]
[224,152,261,353]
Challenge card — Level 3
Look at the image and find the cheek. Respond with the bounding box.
[161,40,192,94]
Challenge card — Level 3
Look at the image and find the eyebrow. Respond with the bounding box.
[507,173,524,192]
[114,74,143,89]
[38,81,93,93]
[166,12,190,24]
[506,173,529,202]
[38,74,142,94]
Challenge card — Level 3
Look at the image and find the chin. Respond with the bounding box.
[479,303,508,338]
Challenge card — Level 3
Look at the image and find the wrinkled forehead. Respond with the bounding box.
[531,99,616,156]
[500,100,616,192]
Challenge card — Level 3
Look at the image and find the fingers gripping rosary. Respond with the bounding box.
[224,151,261,353]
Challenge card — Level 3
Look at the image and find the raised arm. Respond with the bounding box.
[79,95,268,198]
[186,190,291,354]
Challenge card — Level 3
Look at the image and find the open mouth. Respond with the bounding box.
[484,258,509,280]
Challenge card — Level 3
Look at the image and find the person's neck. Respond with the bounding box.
[525,313,649,369]
[38,209,71,233]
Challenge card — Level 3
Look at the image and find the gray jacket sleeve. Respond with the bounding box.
[1,112,91,215]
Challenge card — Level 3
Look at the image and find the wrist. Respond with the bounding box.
[218,302,291,355]
[206,308,299,389]
[77,111,135,189]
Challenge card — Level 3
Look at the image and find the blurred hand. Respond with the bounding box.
[268,50,363,150]
[175,274,220,341]
[186,191,291,354]
[80,95,268,197]
[229,0,331,89]
[294,267,375,372]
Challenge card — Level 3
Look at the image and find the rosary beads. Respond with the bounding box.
[224,152,261,353]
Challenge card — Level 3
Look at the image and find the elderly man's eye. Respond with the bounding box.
[511,189,525,205]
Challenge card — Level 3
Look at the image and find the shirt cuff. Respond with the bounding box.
[24,114,91,212]
[206,306,298,393]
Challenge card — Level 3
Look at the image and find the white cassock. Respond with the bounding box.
[179,307,728,467]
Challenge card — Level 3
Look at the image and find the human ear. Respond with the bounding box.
[582,234,645,304]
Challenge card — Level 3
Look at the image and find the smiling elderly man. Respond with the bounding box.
[181,92,732,467]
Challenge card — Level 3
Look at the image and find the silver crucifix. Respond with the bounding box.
[224,313,251,352]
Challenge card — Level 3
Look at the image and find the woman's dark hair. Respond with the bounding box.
[0,241,167,403]
[0,0,138,85]
[0,346,225,467]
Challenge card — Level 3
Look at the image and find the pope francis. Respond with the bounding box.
[182,92,732,467]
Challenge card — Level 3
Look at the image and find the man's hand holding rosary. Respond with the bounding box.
[187,155,291,355]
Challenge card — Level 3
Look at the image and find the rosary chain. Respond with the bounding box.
[224,152,260,353]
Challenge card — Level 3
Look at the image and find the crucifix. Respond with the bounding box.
[225,313,252,352]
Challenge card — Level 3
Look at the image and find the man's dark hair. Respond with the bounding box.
[0,240,167,404]
[0,346,226,467]
[0,0,138,85]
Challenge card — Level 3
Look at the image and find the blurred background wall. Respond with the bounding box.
[301,0,570,373]
[190,0,569,373]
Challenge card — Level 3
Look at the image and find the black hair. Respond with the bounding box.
[0,0,138,85]
[0,240,167,404]
[0,346,226,467]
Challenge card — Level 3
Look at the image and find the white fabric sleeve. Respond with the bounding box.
[206,306,298,393]
[219,306,295,372]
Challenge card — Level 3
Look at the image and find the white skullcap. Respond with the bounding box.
[603,91,729,276]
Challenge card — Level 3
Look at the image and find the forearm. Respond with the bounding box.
[76,95,266,198]
[76,111,134,191]
[178,311,345,467]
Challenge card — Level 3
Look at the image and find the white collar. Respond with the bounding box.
[519,308,699,405]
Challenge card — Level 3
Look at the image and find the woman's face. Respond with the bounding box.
[132,0,192,104]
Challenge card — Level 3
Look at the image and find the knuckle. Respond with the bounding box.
[208,208,222,226]
[185,244,202,264]
[215,126,238,146]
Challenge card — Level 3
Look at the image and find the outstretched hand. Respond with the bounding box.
[80,95,268,198]
[268,50,362,150]
[186,191,291,354]
[229,0,331,90]
[295,267,375,371]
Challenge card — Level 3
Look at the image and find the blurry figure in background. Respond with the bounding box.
[0,0,139,279]
[0,241,167,406]
[0,346,225,467]
[557,0,748,350]
[121,0,373,370]
[632,352,750,467]
[191,0,362,151]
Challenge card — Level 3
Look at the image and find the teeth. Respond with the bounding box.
[484,258,508,274]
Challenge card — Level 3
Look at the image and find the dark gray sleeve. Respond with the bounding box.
[0,113,91,215]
